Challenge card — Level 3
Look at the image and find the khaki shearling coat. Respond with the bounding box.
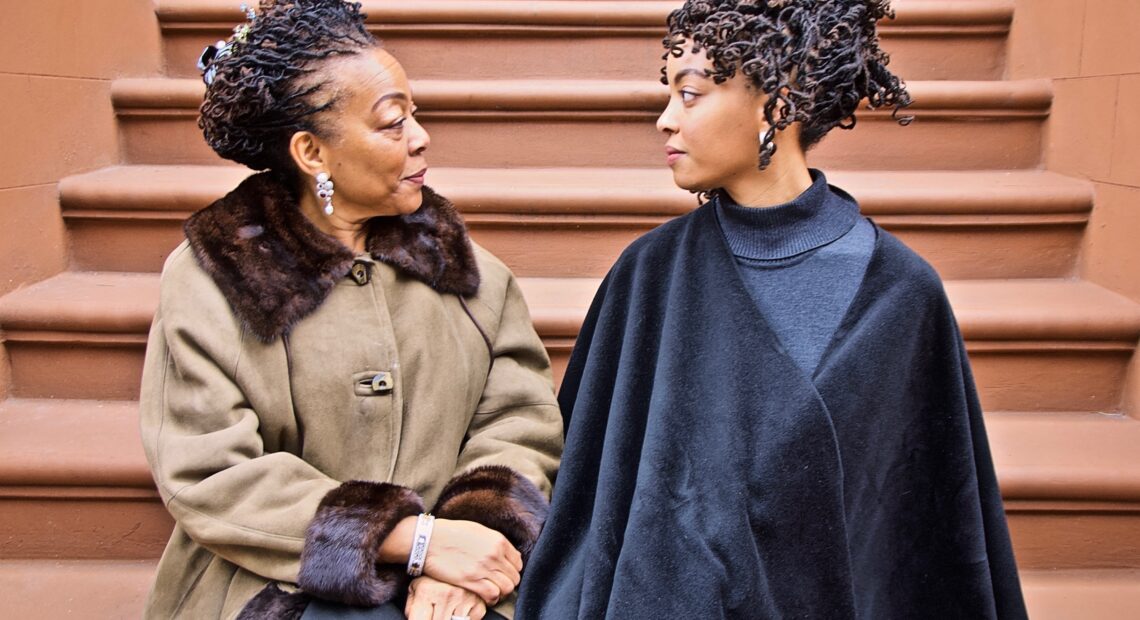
[139,173,563,619]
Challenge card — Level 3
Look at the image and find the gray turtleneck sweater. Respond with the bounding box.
[714,170,875,375]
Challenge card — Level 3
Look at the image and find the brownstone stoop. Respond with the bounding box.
[1,1,1139,616]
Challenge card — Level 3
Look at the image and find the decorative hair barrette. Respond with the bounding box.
[197,3,258,86]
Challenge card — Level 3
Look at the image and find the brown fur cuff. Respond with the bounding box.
[298,481,424,607]
[237,583,310,620]
[433,465,549,561]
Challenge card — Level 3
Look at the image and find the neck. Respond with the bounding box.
[722,147,813,209]
[298,190,370,254]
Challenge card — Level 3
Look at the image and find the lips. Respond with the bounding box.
[404,168,427,184]
[665,146,685,166]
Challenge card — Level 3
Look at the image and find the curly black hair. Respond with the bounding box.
[663,0,913,169]
[199,0,377,172]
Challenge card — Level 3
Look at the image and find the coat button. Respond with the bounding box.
[367,372,393,394]
[350,261,370,286]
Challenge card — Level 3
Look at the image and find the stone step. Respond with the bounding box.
[0,400,171,560]
[156,0,1013,82]
[111,77,1051,170]
[3,397,1139,570]
[0,560,156,618]
[990,412,1140,571]
[1021,570,1140,619]
[1,273,1138,413]
[0,560,1135,619]
[60,165,1090,278]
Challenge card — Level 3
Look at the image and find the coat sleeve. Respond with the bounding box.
[433,269,564,560]
[139,249,423,606]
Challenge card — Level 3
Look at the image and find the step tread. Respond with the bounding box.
[155,0,1015,28]
[988,412,1140,502]
[61,165,1092,218]
[4,272,1139,342]
[0,559,155,617]
[1022,569,1140,619]
[111,76,1052,113]
[2,396,1138,502]
[0,399,150,487]
[0,272,159,334]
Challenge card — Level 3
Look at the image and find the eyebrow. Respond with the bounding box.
[672,68,711,84]
[372,91,408,113]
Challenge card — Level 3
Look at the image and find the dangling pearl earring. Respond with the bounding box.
[316,172,335,215]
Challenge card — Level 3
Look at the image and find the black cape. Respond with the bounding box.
[516,202,1027,619]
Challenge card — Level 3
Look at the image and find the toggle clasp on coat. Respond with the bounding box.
[349,260,371,286]
[355,372,394,395]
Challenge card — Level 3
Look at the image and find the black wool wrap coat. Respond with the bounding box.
[516,202,1027,619]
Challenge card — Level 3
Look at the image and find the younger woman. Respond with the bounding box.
[518,1,1027,617]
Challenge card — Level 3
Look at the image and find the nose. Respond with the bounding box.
[656,97,679,134]
[408,114,430,155]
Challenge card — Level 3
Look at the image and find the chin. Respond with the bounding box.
[395,188,425,215]
[670,169,716,195]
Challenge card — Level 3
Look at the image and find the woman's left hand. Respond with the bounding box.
[405,575,488,620]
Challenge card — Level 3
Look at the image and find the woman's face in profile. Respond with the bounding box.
[657,40,767,193]
[312,47,430,217]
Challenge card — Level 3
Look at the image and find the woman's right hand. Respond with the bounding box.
[422,518,523,604]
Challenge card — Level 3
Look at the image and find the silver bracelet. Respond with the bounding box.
[406,513,435,577]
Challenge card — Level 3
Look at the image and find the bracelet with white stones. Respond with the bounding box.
[406,513,435,577]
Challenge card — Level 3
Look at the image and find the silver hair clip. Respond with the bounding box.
[197,4,258,86]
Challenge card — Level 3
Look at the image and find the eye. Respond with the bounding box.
[381,117,406,131]
[680,90,700,104]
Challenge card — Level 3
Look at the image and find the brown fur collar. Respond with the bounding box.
[184,171,480,342]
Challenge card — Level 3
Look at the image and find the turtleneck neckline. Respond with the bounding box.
[715,169,861,261]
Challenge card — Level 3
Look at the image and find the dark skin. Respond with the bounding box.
[289,47,430,254]
[658,40,813,208]
[288,47,521,620]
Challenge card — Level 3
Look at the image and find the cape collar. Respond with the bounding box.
[184,170,480,342]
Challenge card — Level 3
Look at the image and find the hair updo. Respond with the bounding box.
[198,0,377,172]
[663,0,913,169]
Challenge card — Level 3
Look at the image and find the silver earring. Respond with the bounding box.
[316,172,334,215]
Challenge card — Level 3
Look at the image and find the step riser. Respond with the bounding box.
[6,336,1130,414]
[0,491,173,560]
[161,27,1007,82]
[7,340,144,401]
[471,219,1083,280]
[117,113,1045,171]
[1008,503,1140,570]
[4,493,1134,571]
[64,213,1084,279]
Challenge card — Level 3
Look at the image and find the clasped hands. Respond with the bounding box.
[382,516,523,620]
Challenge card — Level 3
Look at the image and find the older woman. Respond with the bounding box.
[518,1,1026,618]
[138,2,561,619]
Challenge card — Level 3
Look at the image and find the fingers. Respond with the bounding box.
[469,577,502,605]
[405,598,433,620]
[462,599,488,620]
[495,538,522,583]
[432,599,448,620]
[505,541,523,573]
[420,519,524,599]
[407,576,486,620]
[489,568,517,599]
